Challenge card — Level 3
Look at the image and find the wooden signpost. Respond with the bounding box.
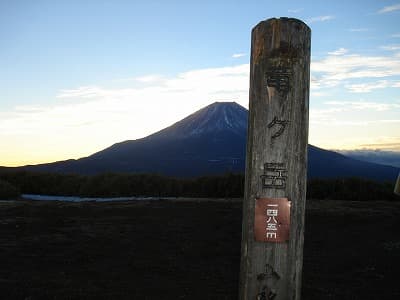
[239,18,311,300]
[395,172,400,195]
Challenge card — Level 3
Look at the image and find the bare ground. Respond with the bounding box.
[1,199,400,299]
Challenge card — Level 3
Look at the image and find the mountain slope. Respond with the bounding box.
[307,145,398,180]
[11,102,399,181]
[336,150,400,168]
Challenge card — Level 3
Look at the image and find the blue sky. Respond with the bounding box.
[1,0,400,166]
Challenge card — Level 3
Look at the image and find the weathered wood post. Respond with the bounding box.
[395,172,400,195]
[239,18,311,300]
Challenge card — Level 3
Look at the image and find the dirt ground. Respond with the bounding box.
[1,198,400,299]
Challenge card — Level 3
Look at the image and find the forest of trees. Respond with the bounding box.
[0,179,20,200]
[0,170,398,201]
[0,171,244,199]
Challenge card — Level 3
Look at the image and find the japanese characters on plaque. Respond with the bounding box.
[254,197,291,243]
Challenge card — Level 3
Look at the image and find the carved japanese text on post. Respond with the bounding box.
[266,68,292,97]
[267,117,289,139]
[254,197,291,243]
[261,162,287,189]
[256,264,280,300]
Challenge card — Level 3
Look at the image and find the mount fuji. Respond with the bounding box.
[10,102,399,181]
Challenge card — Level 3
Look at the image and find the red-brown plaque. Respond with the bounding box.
[254,197,291,243]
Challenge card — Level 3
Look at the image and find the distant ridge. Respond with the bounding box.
[4,102,399,181]
[336,149,400,168]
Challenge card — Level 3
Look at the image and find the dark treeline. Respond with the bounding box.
[0,171,244,198]
[307,177,397,201]
[0,170,398,201]
[0,179,20,200]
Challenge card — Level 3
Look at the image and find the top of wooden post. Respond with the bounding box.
[254,17,309,28]
[251,18,311,65]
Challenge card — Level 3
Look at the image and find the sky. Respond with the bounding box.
[1,0,400,167]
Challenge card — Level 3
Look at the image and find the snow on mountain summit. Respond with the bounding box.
[153,102,248,139]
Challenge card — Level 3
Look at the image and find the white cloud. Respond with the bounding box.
[57,86,108,99]
[378,3,400,14]
[232,53,246,58]
[328,48,348,56]
[391,33,400,38]
[310,107,346,124]
[307,15,335,23]
[359,136,400,150]
[135,74,165,83]
[288,8,303,13]
[349,28,369,32]
[310,76,321,90]
[381,44,400,51]
[346,80,400,93]
[311,50,400,89]
[309,100,400,133]
[345,80,389,93]
[57,65,250,102]
[311,91,328,97]
[325,100,400,111]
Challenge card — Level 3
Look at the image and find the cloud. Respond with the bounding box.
[307,15,335,23]
[311,91,329,97]
[134,74,165,83]
[58,65,250,100]
[381,44,400,51]
[309,99,400,142]
[345,83,380,93]
[232,53,246,58]
[325,100,400,111]
[345,80,400,93]
[357,136,400,151]
[392,33,400,38]
[57,86,108,99]
[360,142,400,149]
[328,48,348,56]
[311,50,400,89]
[310,104,397,125]
[378,3,400,14]
[310,107,346,124]
[349,28,369,32]
[288,8,303,13]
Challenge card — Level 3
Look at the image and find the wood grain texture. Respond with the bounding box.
[239,18,311,300]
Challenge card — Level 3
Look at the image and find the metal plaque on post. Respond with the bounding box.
[254,197,291,243]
